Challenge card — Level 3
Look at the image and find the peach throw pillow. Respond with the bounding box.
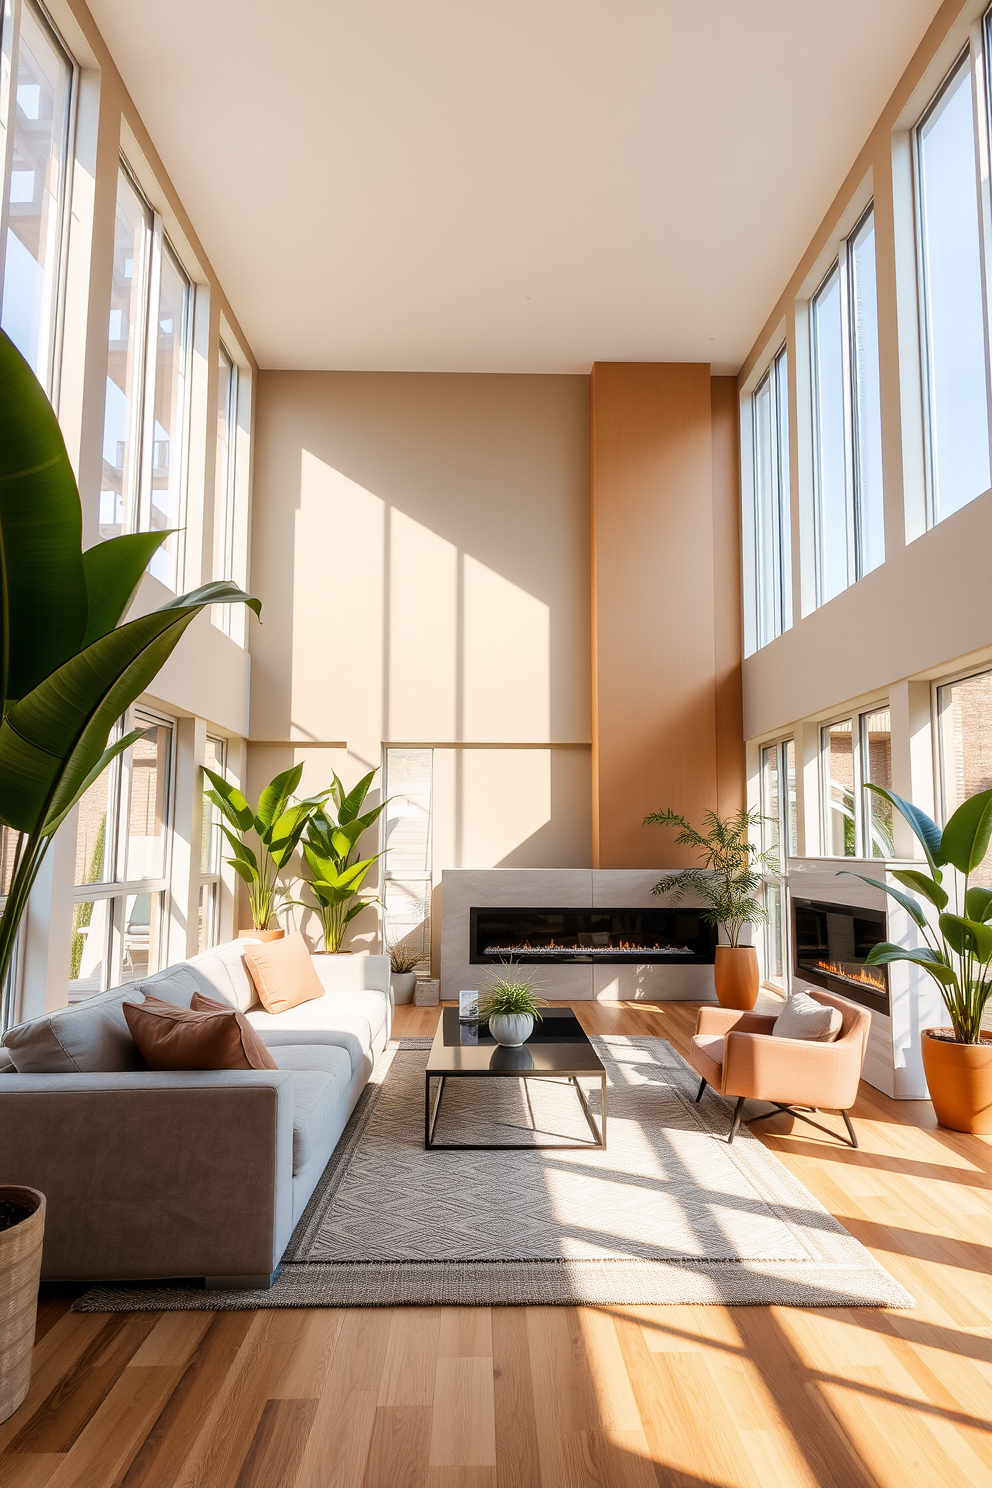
[123,993,277,1071]
[243,931,324,1016]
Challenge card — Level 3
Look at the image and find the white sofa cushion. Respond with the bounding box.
[1,966,203,1073]
[248,990,389,1075]
[772,991,843,1043]
[186,939,262,1013]
[271,1044,352,1174]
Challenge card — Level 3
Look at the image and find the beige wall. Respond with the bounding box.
[248,371,593,896]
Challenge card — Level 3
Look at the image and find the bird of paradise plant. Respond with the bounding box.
[0,330,260,1019]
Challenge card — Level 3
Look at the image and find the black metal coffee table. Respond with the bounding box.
[424,1007,607,1150]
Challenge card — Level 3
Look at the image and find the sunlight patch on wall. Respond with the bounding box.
[388,507,457,739]
[462,554,551,742]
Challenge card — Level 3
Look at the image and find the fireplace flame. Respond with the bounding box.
[483,938,693,958]
[814,959,887,994]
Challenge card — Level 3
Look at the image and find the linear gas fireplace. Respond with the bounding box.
[470,907,717,966]
[792,897,890,1015]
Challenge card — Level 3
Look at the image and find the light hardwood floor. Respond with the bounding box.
[1,999,990,1488]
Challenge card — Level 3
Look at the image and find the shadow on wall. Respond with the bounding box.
[249,372,593,873]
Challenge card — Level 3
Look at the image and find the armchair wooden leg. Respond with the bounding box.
[728,1096,745,1143]
[841,1110,859,1148]
[695,1077,707,1103]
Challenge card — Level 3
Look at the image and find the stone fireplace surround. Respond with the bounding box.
[440,869,722,1002]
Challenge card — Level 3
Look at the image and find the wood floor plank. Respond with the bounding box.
[233,1398,318,1488]
[428,1356,496,1468]
[42,1365,184,1488]
[117,1311,256,1488]
[7,999,992,1488]
[6,1314,159,1454]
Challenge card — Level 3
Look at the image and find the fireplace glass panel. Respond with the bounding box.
[792,897,889,1013]
[470,908,716,965]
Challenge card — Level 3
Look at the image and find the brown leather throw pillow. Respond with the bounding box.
[123,993,277,1072]
[243,931,325,1016]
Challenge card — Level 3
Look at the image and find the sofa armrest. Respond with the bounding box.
[694,1007,778,1037]
[0,1070,295,1283]
[312,952,390,997]
[722,1031,860,1109]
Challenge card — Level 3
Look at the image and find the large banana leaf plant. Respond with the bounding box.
[292,770,389,952]
[202,763,327,931]
[0,329,260,1008]
[844,784,992,1043]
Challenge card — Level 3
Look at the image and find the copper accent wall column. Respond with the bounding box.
[590,363,744,869]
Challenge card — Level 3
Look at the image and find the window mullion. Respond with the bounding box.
[138,214,164,539]
[838,240,858,587]
[972,23,992,479]
[0,0,21,305]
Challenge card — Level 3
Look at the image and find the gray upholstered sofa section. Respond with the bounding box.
[0,944,391,1287]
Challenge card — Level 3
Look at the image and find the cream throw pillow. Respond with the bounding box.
[243,931,325,1015]
[772,991,843,1043]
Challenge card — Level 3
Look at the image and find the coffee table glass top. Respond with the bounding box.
[426,1007,605,1076]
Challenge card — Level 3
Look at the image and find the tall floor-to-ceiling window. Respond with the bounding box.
[100,163,192,591]
[811,205,884,606]
[917,51,991,524]
[69,710,175,1001]
[759,738,797,986]
[821,707,893,858]
[382,748,433,973]
[0,0,74,395]
[750,346,792,650]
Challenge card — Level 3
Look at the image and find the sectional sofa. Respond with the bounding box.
[0,941,392,1287]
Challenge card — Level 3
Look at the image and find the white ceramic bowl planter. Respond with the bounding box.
[488,1012,534,1047]
[391,971,417,1005]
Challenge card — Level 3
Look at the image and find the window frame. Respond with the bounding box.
[101,157,194,590]
[0,0,78,400]
[198,733,227,953]
[758,736,797,989]
[381,747,433,975]
[810,201,883,606]
[750,343,792,650]
[934,660,992,826]
[69,704,176,999]
[914,42,992,528]
[819,702,892,858]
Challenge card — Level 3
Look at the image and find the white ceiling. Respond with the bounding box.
[88,0,942,374]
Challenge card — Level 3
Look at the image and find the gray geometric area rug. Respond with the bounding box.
[75,1036,914,1311]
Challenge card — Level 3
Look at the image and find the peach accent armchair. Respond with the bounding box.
[689,989,871,1148]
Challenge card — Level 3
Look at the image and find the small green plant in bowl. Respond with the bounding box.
[480,966,547,1047]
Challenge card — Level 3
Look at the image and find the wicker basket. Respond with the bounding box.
[414,978,440,1007]
[0,1186,45,1425]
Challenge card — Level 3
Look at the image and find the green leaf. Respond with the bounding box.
[839,872,929,930]
[939,912,992,962]
[81,531,172,646]
[337,770,377,825]
[203,768,254,833]
[40,727,145,835]
[228,858,257,888]
[940,790,992,875]
[865,942,957,984]
[0,606,206,833]
[0,329,88,705]
[219,825,259,876]
[256,764,303,832]
[892,869,948,911]
[159,579,262,621]
[966,886,992,923]
[864,784,944,873]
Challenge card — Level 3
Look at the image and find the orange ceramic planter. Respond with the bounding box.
[239,928,284,942]
[921,1028,992,1134]
[713,945,759,1010]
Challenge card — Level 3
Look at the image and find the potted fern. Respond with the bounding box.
[644,807,780,1009]
[480,966,547,1046]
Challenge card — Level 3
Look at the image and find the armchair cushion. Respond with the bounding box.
[772,991,842,1043]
